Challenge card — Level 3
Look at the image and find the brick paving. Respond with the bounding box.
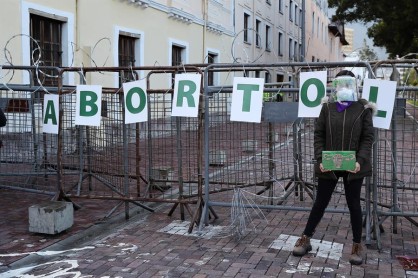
[0,188,418,277]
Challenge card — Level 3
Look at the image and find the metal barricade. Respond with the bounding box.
[1,61,417,241]
[0,66,60,196]
[199,61,418,248]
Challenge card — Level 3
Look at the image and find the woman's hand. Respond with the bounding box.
[319,163,331,172]
[347,162,360,173]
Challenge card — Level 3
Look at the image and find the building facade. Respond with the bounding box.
[0,0,347,88]
[0,0,236,88]
[304,0,347,63]
[233,0,303,84]
[342,27,354,55]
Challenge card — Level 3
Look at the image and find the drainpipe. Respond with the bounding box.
[301,0,305,62]
[232,0,236,33]
[75,0,79,52]
[252,0,255,63]
[203,0,208,62]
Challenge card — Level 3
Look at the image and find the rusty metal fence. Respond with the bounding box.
[0,62,417,246]
[0,65,206,231]
[0,66,59,197]
[57,66,207,227]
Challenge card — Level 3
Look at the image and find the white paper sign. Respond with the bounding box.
[230,77,264,123]
[75,85,102,126]
[298,71,327,118]
[123,80,148,124]
[362,79,396,129]
[43,94,59,134]
[171,74,201,117]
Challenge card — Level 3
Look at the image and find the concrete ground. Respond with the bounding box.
[0,188,418,277]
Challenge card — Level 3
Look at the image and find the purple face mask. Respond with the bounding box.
[336,101,353,112]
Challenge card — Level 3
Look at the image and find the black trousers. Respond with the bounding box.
[303,172,364,243]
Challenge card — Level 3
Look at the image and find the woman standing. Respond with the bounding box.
[292,70,375,265]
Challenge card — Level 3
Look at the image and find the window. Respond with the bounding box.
[289,38,293,59]
[256,19,261,47]
[265,72,271,83]
[278,32,283,56]
[299,8,303,26]
[312,12,315,35]
[289,0,293,21]
[294,4,298,25]
[299,43,303,60]
[30,14,62,87]
[101,99,108,117]
[171,45,184,84]
[255,71,260,78]
[294,41,298,61]
[5,99,29,113]
[265,25,271,51]
[207,52,218,86]
[172,45,183,66]
[244,13,250,43]
[317,17,320,37]
[279,0,283,13]
[118,35,137,85]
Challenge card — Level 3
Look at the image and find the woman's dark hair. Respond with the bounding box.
[335,70,355,78]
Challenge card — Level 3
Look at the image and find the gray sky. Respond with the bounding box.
[345,22,388,59]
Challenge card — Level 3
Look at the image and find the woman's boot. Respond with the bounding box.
[349,242,363,265]
[292,234,312,256]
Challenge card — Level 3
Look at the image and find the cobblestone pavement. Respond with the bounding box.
[0,189,418,277]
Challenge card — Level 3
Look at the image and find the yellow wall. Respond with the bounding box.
[0,0,235,87]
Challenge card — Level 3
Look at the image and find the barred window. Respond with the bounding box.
[171,45,184,84]
[30,14,62,87]
[118,35,137,86]
[172,45,183,67]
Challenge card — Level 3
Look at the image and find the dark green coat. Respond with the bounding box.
[314,99,375,181]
